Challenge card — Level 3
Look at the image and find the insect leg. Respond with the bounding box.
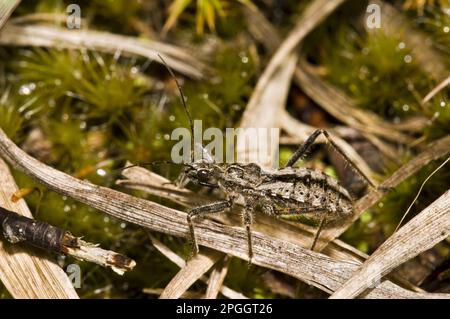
[242,204,254,266]
[286,129,375,188]
[285,129,323,167]
[187,199,233,257]
[310,214,327,251]
[276,207,328,250]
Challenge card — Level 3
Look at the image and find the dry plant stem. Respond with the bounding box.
[294,61,425,139]
[149,235,247,299]
[62,240,135,275]
[205,256,231,299]
[144,288,203,299]
[120,165,423,293]
[0,23,205,79]
[0,129,441,298]
[0,158,78,299]
[243,0,346,117]
[422,75,450,104]
[237,53,298,169]
[395,156,450,232]
[244,6,425,147]
[10,13,73,25]
[0,0,20,29]
[0,206,136,275]
[314,134,450,251]
[331,189,450,299]
[160,248,223,299]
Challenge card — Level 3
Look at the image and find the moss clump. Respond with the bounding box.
[310,26,429,118]
[0,89,27,142]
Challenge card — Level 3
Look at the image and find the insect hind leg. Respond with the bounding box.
[285,129,376,188]
[242,205,254,267]
[310,214,327,251]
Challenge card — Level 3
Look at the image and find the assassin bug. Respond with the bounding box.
[139,55,379,264]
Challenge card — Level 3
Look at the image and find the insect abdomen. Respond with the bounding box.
[257,168,354,220]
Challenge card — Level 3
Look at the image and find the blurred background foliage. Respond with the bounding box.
[0,0,449,298]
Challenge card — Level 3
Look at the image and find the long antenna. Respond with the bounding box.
[118,161,194,172]
[157,54,195,163]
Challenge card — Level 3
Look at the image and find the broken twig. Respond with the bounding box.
[0,206,136,275]
[0,158,78,299]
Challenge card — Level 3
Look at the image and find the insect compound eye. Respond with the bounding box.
[197,169,209,181]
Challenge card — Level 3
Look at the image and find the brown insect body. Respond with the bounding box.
[156,56,373,263]
[185,162,354,229]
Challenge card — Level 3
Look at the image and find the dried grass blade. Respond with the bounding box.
[314,135,450,251]
[237,53,298,169]
[294,60,424,139]
[331,189,450,299]
[149,235,247,299]
[245,0,346,114]
[0,24,206,79]
[205,255,231,299]
[0,0,20,30]
[422,75,450,104]
[160,249,222,299]
[143,288,203,299]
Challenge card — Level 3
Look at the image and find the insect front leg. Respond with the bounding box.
[187,199,234,258]
[242,204,255,266]
[285,129,376,188]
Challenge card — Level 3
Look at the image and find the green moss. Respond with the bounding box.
[224,259,276,298]
[423,92,450,140]
[407,4,450,61]
[13,49,151,122]
[313,26,429,118]
[0,283,11,299]
[0,90,26,142]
